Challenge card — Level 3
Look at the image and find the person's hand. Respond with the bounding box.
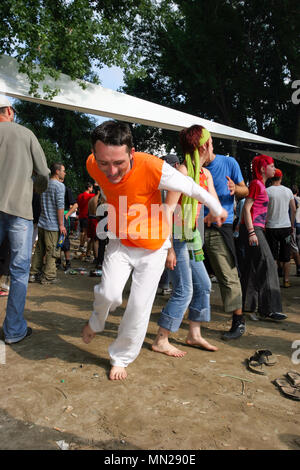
[249,232,258,246]
[59,225,67,237]
[204,208,228,227]
[166,247,177,270]
[226,176,236,196]
[65,213,69,221]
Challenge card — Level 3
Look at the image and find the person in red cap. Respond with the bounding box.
[239,155,287,321]
[265,167,297,287]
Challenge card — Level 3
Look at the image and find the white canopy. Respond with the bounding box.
[0,54,297,149]
[246,149,300,167]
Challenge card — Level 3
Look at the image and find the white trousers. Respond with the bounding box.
[89,238,170,367]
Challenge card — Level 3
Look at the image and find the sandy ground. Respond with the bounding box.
[0,243,300,451]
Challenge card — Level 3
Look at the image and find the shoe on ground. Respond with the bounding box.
[0,284,9,292]
[249,312,259,321]
[29,274,40,283]
[260,312,287,321]
[40,278,59,285]
[0,276,10,291]
[64,262,71,271]
[283,280,291,288]
[5,327,32,345]
[157,287,172,295]
[222,322,245,340]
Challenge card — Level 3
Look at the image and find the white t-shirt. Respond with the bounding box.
[266,185,293,228]
[295,195,300,224]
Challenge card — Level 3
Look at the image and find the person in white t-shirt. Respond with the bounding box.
[291,185,300,276]
[266,169,296,287]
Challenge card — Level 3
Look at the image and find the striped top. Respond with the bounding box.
[38,179,65,231]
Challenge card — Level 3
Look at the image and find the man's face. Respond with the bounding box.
[57,165,66,182]
[203,137,214,165]
[93,141,134,184]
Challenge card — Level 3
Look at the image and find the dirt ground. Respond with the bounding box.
[1,242,300,451]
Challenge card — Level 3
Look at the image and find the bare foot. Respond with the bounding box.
[186,336,218,351]
[152,341,187,357]
[109,366,127,381]
[81,323,96,344]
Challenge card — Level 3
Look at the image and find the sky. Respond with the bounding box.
[89,65,125,124]
[1,64,125,123]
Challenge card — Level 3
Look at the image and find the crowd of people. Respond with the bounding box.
[1,97,299,381]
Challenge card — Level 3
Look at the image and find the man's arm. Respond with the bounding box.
[159,162,226,220]
[65,202,78,220]
[55,184,67,236]
[226,177,249,199]
[289,198,296,229]
[31,134,50,193]
[57,208,67,236]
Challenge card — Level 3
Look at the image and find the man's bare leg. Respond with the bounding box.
[109,366,127,381]
[81,323,96,344]
[152,327,187,357]
[186,321,218,351]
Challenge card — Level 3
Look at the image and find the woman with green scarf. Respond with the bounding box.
[152,125,220,356]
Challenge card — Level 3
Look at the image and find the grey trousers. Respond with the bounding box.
[239,225,282,315]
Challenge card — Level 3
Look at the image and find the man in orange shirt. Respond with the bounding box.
[81,120,227,381]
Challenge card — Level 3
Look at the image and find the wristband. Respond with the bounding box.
[248,232,256,237]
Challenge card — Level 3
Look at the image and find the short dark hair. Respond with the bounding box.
[292,185,299,195]
[85,182,93,190]
[50,162,64,176]
[91,120,133,153]
[93,184,100,194]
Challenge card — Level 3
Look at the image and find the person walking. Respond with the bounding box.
[0,97,49,344]
[265,169,296,288]
[30,163,67,284]
[239,155,287,321]
[203,134,249,340]
[152,126,219,356]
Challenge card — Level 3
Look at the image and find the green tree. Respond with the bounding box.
[14,100,96,194]
[0,0,153,97]
[122,0,300,183]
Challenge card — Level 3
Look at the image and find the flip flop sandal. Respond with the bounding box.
[286,371,300,387]
[247,354,267,375]
[255,349,277,366]
[274,378,300,401]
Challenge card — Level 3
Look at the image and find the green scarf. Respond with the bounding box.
[180,128,211,261]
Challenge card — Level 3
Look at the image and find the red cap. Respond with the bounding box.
[274,168,283,178]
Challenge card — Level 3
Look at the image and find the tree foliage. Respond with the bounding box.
[122,0,300,183]
[14,100,96,194]
[0,0,153,97]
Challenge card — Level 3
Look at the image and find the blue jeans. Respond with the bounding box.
[0,212,33,342]
[158,239,211,332]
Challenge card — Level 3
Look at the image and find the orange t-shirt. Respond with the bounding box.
[86,152,169,250]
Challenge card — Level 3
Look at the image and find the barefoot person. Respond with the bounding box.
[81,121,227,380]
[152,126,219,357]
